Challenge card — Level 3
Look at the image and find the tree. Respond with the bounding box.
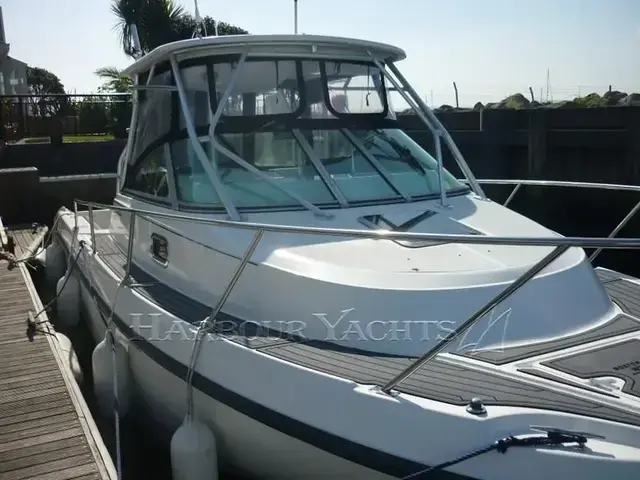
[174,15,249,39]
[110,0,248,58]
[27,66,66,96]
[104,0,248,137]
[26,66,68,117]
[95,66,133,94]
[111,0,184,57]
[94,67,133,138]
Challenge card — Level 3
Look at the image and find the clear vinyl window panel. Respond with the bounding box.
[171,138,221,206]
[325,61,387,115]
[211,131,337,208]
[178,58,301,126]
[131,70,173,161]
[124,145,170,198]
[216,60,301,116]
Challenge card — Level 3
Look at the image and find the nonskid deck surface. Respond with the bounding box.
[93,235,640,427]
[457,269,640,365]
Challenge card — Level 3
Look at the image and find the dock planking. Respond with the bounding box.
[0,222,115,480]
[3,223,49,260]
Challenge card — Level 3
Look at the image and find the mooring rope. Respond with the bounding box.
[184,230,264,421]
[105,279,126,480]
[0,249,18,268]
[185,317,214,420]
[0,214,66,270]
[29,229,83,328]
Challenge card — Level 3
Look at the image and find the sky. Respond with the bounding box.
[2,0,639,107]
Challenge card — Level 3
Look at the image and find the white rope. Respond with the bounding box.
[183,230,263,421]
[105,280,126,480]
[5,214,65,268]
[185,316,213,420]
[28,221,81,326]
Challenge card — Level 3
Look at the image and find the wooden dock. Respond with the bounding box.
[5,223,49,259]
[0,221,115,480]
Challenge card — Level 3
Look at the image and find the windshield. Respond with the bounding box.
[126,56,468,211]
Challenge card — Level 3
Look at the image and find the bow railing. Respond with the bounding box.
[73,179,640,394]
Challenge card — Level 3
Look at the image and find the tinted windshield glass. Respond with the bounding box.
[171,127,464,209]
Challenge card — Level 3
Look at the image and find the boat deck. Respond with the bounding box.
[94,234,640,428]
[0,223,114,480]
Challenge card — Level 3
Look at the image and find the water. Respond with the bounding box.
[31,266,250,480]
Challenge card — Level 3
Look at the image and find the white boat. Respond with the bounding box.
[45,33,640,479]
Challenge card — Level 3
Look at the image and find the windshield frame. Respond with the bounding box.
[121,54,471,215]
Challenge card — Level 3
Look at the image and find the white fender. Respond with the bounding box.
[170,416,218,480]
[92,332,131,418]
[55,332,83,384]
[43,240,66,286]
[56,272,80,327]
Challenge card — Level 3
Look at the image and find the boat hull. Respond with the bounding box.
[53,211,640,480]
[74,277,418,480]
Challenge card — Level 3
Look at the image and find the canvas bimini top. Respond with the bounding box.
[122,34,407,77]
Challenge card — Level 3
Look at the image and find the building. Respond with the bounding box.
[0,6,28,96]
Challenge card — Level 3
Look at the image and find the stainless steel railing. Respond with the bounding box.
[380,244,570,393]
[469,179,640,263]
[73,179,640,394]
[78,199,640,249]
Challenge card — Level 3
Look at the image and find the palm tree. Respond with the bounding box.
[110,0,248,58]
[95,67,133,93]
[174,15,249,39]
[111,0,185,57]
[93,67,134,138]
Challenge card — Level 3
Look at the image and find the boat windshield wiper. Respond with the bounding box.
[359,130,425,174]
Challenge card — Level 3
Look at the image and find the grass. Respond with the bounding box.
[22,134,116,144]
[64,134,115,143]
